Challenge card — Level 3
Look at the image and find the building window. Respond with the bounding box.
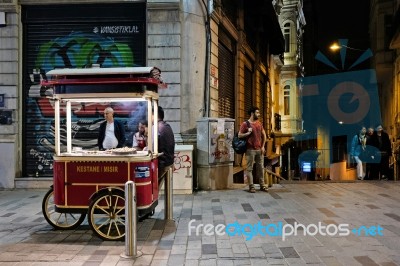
[284,85,290,115]
[284,22,291,53]
[244,67,253,114]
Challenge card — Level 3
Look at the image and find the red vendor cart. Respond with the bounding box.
[41,66,165,241]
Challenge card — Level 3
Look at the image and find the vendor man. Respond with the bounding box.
[98,107,126,150]
[157,106,175,184]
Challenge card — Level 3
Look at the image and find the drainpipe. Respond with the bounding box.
[202,0,212,117]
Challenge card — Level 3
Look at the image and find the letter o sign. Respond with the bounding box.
[327,81,370,124]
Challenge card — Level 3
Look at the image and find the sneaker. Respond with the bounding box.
[249,185,256,193]
[260,185,268,192]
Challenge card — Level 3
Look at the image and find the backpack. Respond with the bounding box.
[232,121,250,154]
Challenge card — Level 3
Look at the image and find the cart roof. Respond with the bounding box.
[41,66,166,96]
[45,67,156,77]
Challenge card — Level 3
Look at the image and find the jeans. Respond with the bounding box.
[245,149,264,186]
[354,156,366,179]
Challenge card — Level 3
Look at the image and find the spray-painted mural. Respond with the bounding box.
[24,14,146,177]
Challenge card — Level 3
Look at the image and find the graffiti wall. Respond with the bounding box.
[22,4,146,177]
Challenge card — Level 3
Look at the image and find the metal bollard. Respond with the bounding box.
[121,181,142,259]
[164,166,173,220]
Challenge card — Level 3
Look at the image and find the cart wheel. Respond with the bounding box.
[42,187,86,230]
[88,190,126,241]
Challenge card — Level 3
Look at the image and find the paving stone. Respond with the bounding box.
[2,183,400,265]
[132,254,153,265]
[354,256,380,266]
[384,213,400,222]
[153,249,170,260]
[157,240,173,250]
[184,259,200,266]
[202,244,217,254]
[216,259,235,265]
[279,247,300,258]
[319,256,343,266]
[171,244,186,255]
[186,248,201,260]
[150,259,169,266]
[257,213,270,219]
[167,254,185,265]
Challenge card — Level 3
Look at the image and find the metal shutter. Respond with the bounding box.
[21,4,146,177]
[260,74,266,127]
[218,42,235,118]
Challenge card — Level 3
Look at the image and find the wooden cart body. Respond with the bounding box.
[40,66,166,240]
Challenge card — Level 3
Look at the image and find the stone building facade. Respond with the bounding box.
[0,0,283,189]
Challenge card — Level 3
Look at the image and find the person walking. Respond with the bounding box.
[350,126,367,180]
[373,125,392,180]
[238,106,267,193]
[98,107,126,150]
[365,127,376,180]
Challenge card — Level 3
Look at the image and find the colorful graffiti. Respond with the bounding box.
[25,30,143,177]
[35,32,134,71]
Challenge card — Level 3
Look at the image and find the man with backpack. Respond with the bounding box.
[238,106,268,193]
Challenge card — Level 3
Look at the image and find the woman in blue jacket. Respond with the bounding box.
[350,126,367,180]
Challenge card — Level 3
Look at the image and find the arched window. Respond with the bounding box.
[284,22,291,53]
[284,85,290,115]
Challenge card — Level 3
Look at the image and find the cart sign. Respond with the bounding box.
[66,162,129,183]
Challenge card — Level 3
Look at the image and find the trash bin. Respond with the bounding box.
[172,145,194,194]
[159,144,193,194]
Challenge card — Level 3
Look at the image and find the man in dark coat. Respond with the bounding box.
[157,106,175,184]
[372,125,392,180]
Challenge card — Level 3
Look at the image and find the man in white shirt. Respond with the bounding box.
[98,107,126,150]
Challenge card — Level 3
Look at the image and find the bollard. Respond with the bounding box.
[121,181,142,259]
[164,166,173,220]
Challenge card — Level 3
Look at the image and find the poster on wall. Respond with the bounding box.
[22,4,147,177]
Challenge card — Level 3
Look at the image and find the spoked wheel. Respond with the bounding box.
[88,190,126,241]
[42,187,86,230]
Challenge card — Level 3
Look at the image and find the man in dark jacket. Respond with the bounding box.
[98,107,126,150]
[157,106,175,183]
[373,125,392,180]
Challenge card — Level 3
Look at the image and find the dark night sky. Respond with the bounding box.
[303,0,371,75]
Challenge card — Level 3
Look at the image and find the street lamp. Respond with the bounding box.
[322,39,373,70]
[329,42,366,52]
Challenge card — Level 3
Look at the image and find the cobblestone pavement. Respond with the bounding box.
[1,181,400,265]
